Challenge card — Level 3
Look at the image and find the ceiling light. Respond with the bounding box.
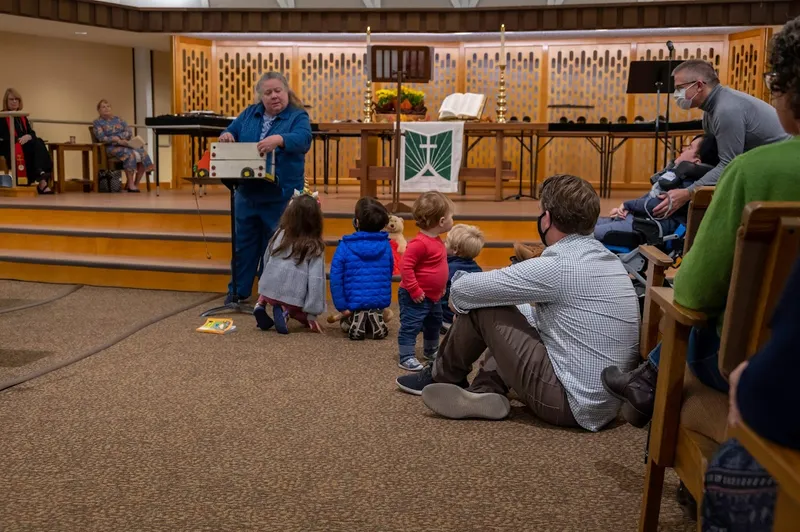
[75,31,88,35]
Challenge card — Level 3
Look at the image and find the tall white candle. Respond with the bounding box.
[500,24,506,66]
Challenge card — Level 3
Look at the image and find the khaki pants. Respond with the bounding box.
[433,306,579,428]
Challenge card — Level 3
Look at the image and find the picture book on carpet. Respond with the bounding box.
[196,318,237,335]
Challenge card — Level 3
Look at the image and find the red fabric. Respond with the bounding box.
[6,117,28,178]
[258,296,309,325]
[389,239,402,275]
[399,233,448,302]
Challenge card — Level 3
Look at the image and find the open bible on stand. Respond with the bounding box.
[438,93,487,121]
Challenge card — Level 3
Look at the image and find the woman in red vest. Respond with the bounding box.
[1,88,54,194]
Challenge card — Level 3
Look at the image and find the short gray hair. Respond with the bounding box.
[255,71,304,108]
[672,59,720,86]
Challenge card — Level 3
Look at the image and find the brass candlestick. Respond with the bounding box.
[363,79,374,123]
[496,64,508,124]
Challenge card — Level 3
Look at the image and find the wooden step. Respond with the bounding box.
[0,248,230,293]
[0,205,540,241]
[0,225,529,269]
[0,249,403,300]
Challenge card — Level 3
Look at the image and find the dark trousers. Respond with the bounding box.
[22,138,53,180]
[433,305,579,428]
[398,287,443,362]
[228,192,288,299]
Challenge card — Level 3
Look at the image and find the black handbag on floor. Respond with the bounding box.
[98,170,122,193]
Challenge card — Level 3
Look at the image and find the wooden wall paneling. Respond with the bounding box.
[623,43,639,186]
[464,45,543,190]
[214,45,293,117]
[628,40,724,186]
[4,2,798,34]
[537,46,549,187]
[172,38,213,186]
[546,44,631,186]
[298,46,366,189]
[727,29,769,101]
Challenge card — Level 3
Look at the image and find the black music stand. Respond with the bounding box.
[184,176,254,317]
[626,60,684,173]
[370,45,432,213]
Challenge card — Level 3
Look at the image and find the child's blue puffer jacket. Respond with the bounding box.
[329,231,394,312]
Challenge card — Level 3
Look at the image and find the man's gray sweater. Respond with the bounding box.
[695,84,790,189]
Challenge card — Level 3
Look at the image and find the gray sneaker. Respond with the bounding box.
[422,384,510,420]
[348,311,367,341]
[366,309,389,340]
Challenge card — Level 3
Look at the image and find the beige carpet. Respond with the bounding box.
[0,286,694,531]
[0,279,77,311]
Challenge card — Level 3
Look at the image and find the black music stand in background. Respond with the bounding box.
[626,60,684,173]
[370,45,432,213]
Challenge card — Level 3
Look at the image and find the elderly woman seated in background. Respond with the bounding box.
[1,88,54,194]
[92,99,153,192]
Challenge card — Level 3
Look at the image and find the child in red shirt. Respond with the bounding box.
[398,191,454,371]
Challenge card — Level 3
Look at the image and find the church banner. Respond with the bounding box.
[399,121,463,193]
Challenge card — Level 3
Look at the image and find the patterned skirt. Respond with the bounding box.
[702,438,776,532]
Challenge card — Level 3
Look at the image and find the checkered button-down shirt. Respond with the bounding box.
[450,234,640,431]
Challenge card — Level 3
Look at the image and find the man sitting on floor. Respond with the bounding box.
[395,174,641,432]
[594,134,719,241]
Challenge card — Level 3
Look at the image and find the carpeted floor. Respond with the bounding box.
[0,282,694,531]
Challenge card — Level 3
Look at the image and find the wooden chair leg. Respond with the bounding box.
[639,458,666,532]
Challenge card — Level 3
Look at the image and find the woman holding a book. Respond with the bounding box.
[92,99,153,193]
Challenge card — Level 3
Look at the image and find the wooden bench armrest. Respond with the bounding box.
[639,245,673,268]
[649,287,707,327]
[732,422,800,498]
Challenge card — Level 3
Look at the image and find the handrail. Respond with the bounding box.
[30,118,148,129]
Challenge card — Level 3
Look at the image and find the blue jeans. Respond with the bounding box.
[228,192,289,299]
[648,320,729,393]
[398,287,443,362]
[594,214,635,240]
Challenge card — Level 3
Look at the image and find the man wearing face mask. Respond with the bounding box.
[395,174,640,432]
[654,59,789,218]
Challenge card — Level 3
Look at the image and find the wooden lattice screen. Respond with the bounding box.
[170,31,770,190]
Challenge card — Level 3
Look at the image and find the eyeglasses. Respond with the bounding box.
[764,72,778,93]
[675,80,699,90]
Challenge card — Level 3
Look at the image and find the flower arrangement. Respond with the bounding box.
[374,87,426,117]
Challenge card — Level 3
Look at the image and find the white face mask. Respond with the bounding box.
[673,82,698,110]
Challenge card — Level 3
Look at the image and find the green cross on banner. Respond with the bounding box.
[399,121,463,193]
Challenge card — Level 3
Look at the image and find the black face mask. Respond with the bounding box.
[537,212,550,247]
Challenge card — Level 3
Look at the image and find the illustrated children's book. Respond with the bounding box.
[196,318,237,335]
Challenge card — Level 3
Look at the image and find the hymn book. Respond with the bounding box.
[438,93,487,121]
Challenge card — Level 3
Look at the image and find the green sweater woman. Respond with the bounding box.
[600,19,800,429]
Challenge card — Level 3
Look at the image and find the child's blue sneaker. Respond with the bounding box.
[398,357,424,372]
[273,305,289,334]
[254,304,274,331]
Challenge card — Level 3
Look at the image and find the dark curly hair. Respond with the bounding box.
[768,16,800,118]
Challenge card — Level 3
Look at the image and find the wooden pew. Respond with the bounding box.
[637,202,800,530]
[636,186,715,358]
[683,186,716,254]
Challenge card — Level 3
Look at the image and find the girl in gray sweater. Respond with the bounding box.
[254,192,327,334]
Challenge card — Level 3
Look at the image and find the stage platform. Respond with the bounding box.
[0,187,627,296]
